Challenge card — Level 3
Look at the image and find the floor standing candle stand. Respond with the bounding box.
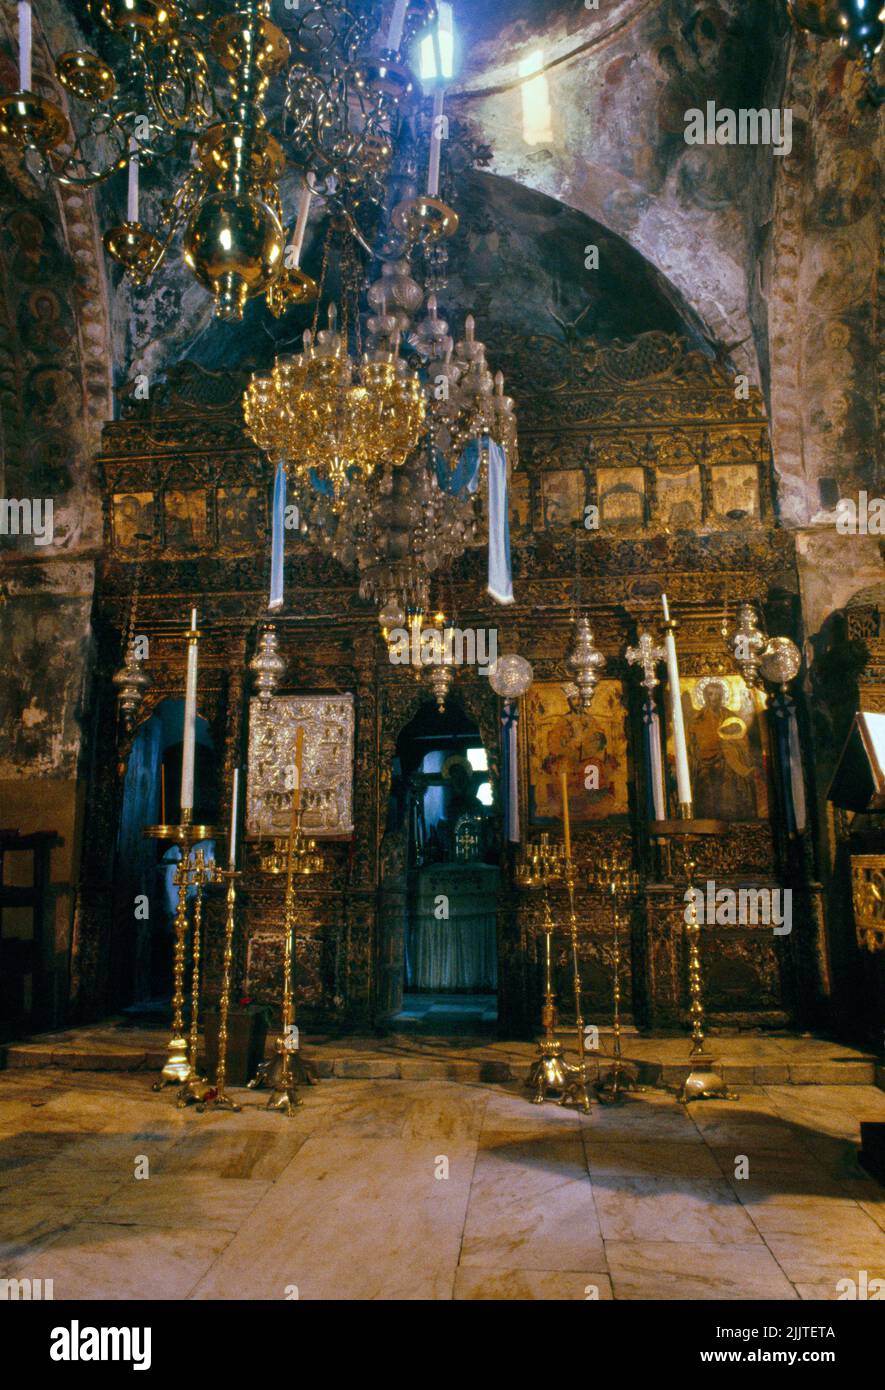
[594,854,644,1103]
[177,847,218,1107]
[144,815,218,1091]
[249,730,318,1114]
[198,866,242,1114]
[526,886,577,1104]
[523,775,591,1113]
[651,819,736,1103]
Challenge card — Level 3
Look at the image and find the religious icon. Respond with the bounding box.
[597,466,646,526]
[678,674,769,820]
[525,679,629,824]
[112,492,154,552]
[540,470,585,528]
[655,464,702,530]
[216,485,264,546]
[709,465,760,524]
[246,694,355,839]
[164,490,208,551]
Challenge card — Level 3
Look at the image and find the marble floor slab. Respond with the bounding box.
[1,1069,884,1300]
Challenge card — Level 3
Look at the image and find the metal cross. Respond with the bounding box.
[625,631,666,690]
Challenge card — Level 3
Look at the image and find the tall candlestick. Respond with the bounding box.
[180,609,198,816]
[661,593,693,814]
[560,767,571,861]
[127,136,139,224]
[385,0,408,51]
[426,88,445,197]
[18,1,32,92]
[289,179,313,268]
[228,767,240,868]
[291,726,304,824]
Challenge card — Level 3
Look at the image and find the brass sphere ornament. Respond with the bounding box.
[183,191,284,320]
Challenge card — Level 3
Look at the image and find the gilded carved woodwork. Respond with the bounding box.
[77,331,814,1033]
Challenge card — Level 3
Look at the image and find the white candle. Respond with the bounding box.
[661,593,692,812]
[228,767,240,868]
[18,1,32,92]
[385,0,408,51]
[426,88,445,197]
[127,136,139,224]
[180,609,198,814]
[289,179,313,268]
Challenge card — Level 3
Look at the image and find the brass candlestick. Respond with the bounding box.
[526,887,577,1104]
[562,854,593,1113]
[177,847,218,1108]
[144,814,218,1091]
[249,735,317,1113]
[594,855,643,1103]
[679,847,734,1103]
[524,774,591,1114]
[198,867,242,1114]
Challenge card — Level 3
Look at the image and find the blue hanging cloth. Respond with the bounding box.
[486,438,514,605]
[269,461,286,611]
[501,699,520,842]
[771,691,806,835]
[642,696,666,821]
[444,437,513,605]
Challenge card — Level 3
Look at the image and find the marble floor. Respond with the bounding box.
[1,1068,885,1300]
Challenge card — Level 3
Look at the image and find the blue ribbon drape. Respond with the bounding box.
[642,696,666,821]
[441,437,514,605]
[269,461,286,611]
[771,692,807,835]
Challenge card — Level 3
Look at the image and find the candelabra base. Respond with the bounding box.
[176,1071,213,1109]
[595,1060,645,1105]
[152,1034,193,1091]
[526,1041,592,1114]
[678,1058,736,1103]
[248,1047,317,1115]
[196,1089,242,1114]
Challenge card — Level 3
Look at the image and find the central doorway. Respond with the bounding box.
[379,699,499,1035]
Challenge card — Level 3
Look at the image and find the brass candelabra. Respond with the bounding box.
[249,738,317,1114]
[524,775,591,1113]
[198,867,242,1114]
[176,847,218,1108]
[143,813,218,1093]
[650,819,735,1101]
[678,850,734,1102]
[593,854,643,1103]
[515,832,565,888]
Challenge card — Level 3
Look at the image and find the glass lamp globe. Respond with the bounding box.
[489,654,533,699]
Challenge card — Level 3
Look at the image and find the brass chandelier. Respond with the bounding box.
[242,1,518,627]
[0,0,435,316]
[243,299,426,505]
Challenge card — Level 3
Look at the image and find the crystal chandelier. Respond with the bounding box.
[298,448,477,613]
[243,296,426,505]
[0,0,435,316]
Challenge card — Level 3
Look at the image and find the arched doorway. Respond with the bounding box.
[114,699,218,1011]
[378,698,500,1034]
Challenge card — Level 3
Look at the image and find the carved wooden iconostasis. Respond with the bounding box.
[75,333,830,1041]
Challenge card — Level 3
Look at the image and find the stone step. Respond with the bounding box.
[0,1037,877,1087]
